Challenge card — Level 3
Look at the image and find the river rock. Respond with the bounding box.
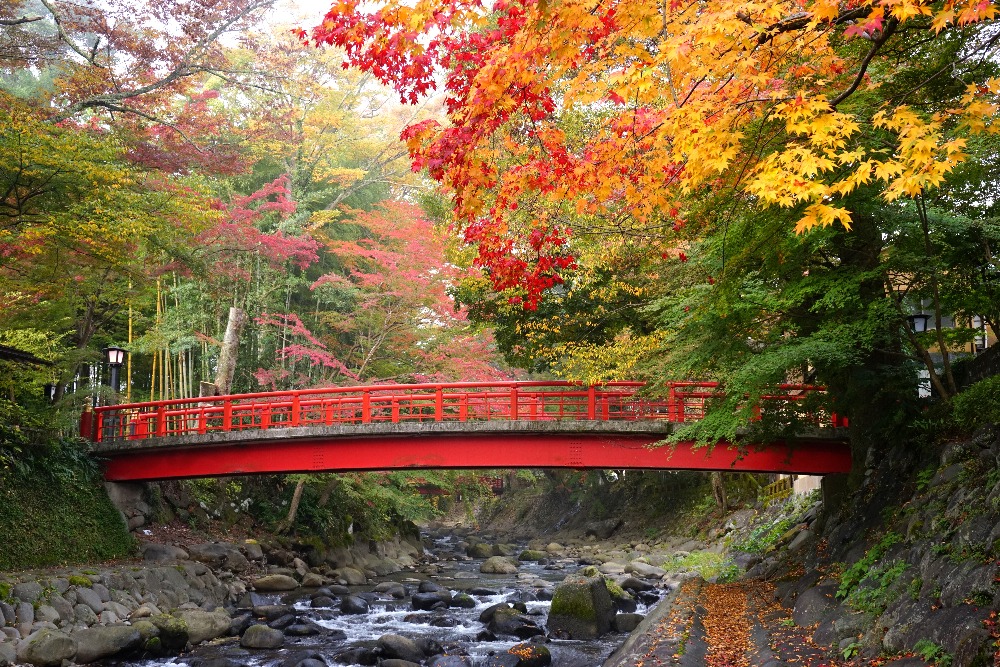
[618,576,653,592]
[482,655,519,667]
[487,607,544,639]
[73,604,98,626]
[34,606,60,625]
[141,543,190,563]
[451,593,476,608]
[0,643,15,667]
[507,642,551,667]
[253,575,299,591]
[333,567,367,585]
[76,587,104,614]
[482,557,518,574]
[301,573,324,587]
[310,596,337,608]
[379,661,421,667]
[614,613,644,633]
[625,561,666,578]
[333,647,376,665]
[340,596,370,615]
[241,624,284,649]
[175,609,232,644]
[377,634,425,663]
[15,628,76,667]
[412,592,450,611]
[71,626,142,663]
[428,656,474,667]
[547,574,614,639]
[467,543,494,559]
[254,604,294,620]
[0,602,15,625]
[518,550,547,562]
[188,544,251,572]
[284,624,320,637]
[12,582,43,603]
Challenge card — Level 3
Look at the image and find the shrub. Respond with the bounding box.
[952,376,1000,432]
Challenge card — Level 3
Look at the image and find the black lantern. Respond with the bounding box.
[103,346,126,398]
[906,313,930,334]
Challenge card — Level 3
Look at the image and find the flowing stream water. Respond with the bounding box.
[113,534,665,667]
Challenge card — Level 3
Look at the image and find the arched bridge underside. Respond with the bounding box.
[85,381,852,481]
[93,423,852,482]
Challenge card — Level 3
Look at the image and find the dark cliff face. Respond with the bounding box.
[779,425,1000,667]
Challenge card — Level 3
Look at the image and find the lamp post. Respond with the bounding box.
[102,346,126,441]
[906,313,930,334]
[103,346,126,400]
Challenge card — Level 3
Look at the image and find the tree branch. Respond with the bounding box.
[0,15,43,26]
[829,17,899,108]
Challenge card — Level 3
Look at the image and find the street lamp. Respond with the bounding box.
[906,313,930,334]
[103,346,126,400]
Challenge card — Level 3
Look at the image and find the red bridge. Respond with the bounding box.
[82,381,852,481]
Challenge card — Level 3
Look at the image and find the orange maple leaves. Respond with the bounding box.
[304,0,1000,304]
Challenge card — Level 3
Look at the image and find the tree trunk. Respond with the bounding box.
[711,472,727,512]
[279,478,306,533]
[214,307,246,395]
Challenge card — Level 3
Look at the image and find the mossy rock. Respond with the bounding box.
[67,576,92,588]
[547,575,615,639]
[518,550,547,562]
[579,565,600,577]
[508,642,551,667]
[149,614,188,651]
[603,578,632,603]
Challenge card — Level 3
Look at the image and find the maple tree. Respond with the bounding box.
[304,0,1000,306]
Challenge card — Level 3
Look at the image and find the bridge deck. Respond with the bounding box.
[85,382,852,481]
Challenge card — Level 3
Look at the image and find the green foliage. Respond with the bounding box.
[0,437,135,569]
[837,531,903,601]
[952,376,1000,432]
[914,639,953,667]
[664,551,730,579]
[915,468,936,493]
[844,560,908,614]
[841,642,862,660]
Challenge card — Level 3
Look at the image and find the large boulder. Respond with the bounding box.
[0,643,15,667]
[792,584,840,627]
[487,607,544,639]
[240,625,284,649]
[333,567,367,585]
[174,609,232,644]
[341,596,370,615]
[377,634,425,663]
[467,543,494,559]
[481,557,518,574]
[71,626,142,663]
[16,629,77,667]
[546,575,615,639]
[253,575,299,592]
[149,614,189,652]
[625,561,666,578]
[141,543,190,563]
[187,543,251,572]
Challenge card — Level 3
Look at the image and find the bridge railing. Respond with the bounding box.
[83,381,845,443]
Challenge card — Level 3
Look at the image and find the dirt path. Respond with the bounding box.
[606,579,846,667]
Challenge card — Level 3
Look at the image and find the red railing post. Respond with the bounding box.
[362,389,371,424]
[198,407,207,435]
[668,385,682,422]
[79,408,95,441]
[392,399,400,423]
[291,394,301,427]
[435,386,443,422]
[222,401,232,432]
[459,394,468,421]
[156,406,167,436]
[510,386,519,420]
[587,386,596,420]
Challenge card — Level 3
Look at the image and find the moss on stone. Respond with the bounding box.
[604,577,631,602]
[550,579,599,622]
[67,575,92,587]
